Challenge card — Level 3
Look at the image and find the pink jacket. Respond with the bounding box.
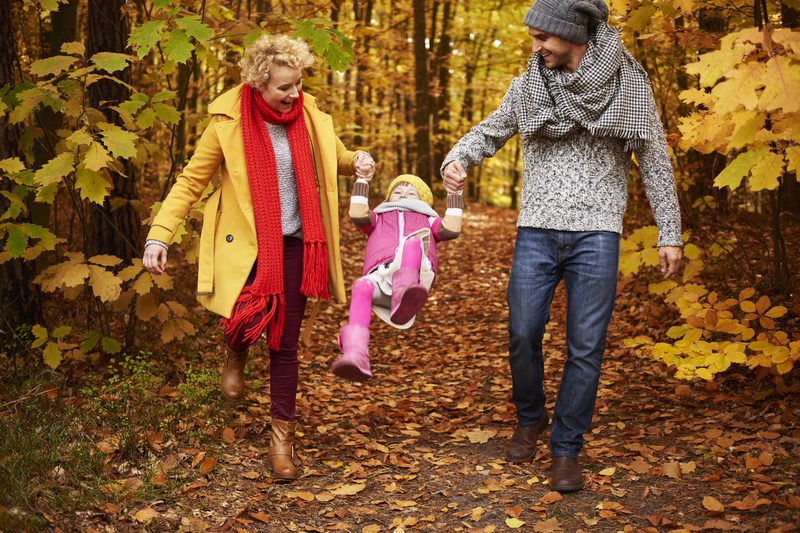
[359,210,446,275]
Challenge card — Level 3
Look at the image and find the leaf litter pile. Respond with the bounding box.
[66,205,800,531]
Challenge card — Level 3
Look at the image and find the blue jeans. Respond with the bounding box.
[507,228,620,458]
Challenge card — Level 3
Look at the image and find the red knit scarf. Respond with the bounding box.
[223,85,328,351]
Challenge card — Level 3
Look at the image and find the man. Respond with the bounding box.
[442,0,683,492]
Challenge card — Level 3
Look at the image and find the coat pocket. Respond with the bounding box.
[197,189,222,295]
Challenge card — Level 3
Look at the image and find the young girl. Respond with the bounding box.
[331,174,464,381]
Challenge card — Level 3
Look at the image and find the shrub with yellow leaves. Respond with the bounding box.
[621,226,797,381]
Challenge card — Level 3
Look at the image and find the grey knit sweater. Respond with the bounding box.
[265,122,303,238]
[442,75,683,247]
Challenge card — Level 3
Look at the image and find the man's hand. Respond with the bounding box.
[143,244,168,275]
[354,152,375,181]
[443,160,467,194]
[659,246,683,278]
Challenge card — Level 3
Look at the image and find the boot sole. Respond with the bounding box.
[331,361,372,382]
[390,285,428,325]
[551,481,585,493]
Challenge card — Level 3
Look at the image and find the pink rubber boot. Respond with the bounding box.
[332,324,372,381]
[390,236,428,325]
[331,278,374,381]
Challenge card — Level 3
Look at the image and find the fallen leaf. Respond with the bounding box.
[505,517,525,529]
[662,462,681,479]
[222,427,235,443]
[316,492,336,502]
[504,504,522,518]
[198,456,216,475]
[533,517,562,532]
[540,491,564,504]
[241,471,260,479]
[133,508,159,523]
[191,451,206,468]
[466,428,497,444]
[598,467,616,476]
[703,495,725,513]
[361,526,380,533]
[470,506,485,521]
[332,483,366,496]
[250,511,270,523]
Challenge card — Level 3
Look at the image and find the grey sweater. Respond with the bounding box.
[265,122,302,238]
[442,75,682,247]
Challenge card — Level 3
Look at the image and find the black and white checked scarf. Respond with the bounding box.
[518,23,652,150]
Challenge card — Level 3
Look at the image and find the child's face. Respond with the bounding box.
[389,182,420,202]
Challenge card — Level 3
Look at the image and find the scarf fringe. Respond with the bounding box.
[223,288,285,351]
[301,241,329,299]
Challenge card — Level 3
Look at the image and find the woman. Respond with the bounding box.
[142,34,375,480]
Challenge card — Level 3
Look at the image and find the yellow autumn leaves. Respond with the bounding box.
[678,27,800,193]
[621,228,796,380]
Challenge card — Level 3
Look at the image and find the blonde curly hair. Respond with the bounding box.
[239,34,315,88]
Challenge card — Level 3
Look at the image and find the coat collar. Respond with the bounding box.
[207,82,323,120]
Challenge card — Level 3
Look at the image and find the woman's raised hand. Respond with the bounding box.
[142,243,168,275]
[354,152,375,181]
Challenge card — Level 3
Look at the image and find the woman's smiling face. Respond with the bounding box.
[259,63,303,112]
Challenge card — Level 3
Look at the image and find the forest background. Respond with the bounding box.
[0,0,799,531]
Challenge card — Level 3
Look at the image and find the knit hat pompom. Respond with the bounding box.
[385,174,434,207]
[524,0,609,44]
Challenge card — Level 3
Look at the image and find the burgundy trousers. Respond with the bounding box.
[224,237,307,421]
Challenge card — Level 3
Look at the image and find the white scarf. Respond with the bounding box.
[374,199,439,218]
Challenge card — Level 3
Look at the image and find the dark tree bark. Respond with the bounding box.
[352,0,374,148]
[431,0,454,176]
[412,0,432,184]
[781,4,800,214]
[0,0,44,335]
[88,0,141,263]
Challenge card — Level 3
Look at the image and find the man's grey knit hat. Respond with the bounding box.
[524,0,609,44]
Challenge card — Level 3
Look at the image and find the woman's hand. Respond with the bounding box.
[443,160,467,194]
[142,243,168,275]
[354,152,375,181]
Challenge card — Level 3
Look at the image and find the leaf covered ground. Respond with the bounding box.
[3,204,800,532]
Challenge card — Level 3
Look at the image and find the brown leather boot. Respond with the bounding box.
[221,348,248,400]
[269,418,298,480]
[549,456,584,492]
[505,414,548,463]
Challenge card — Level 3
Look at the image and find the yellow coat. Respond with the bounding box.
[147,84,356,317]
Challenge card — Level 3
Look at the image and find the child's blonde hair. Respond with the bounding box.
[239,34,315,88]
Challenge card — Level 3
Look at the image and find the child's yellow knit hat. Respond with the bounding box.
[385,174,434,207]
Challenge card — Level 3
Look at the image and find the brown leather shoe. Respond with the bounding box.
[549,456,584,492]
[269,418,298,480]
[505,414,548,463]
[221,348,248,400]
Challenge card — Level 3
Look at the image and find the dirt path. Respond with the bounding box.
[107,205,798,532]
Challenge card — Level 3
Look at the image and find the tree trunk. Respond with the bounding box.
[432,0,453,176]
[781,4,800,213]
[88,0,141,263]
[353,0,374,148]
[0,0,43,336]
[412,0,432,185]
